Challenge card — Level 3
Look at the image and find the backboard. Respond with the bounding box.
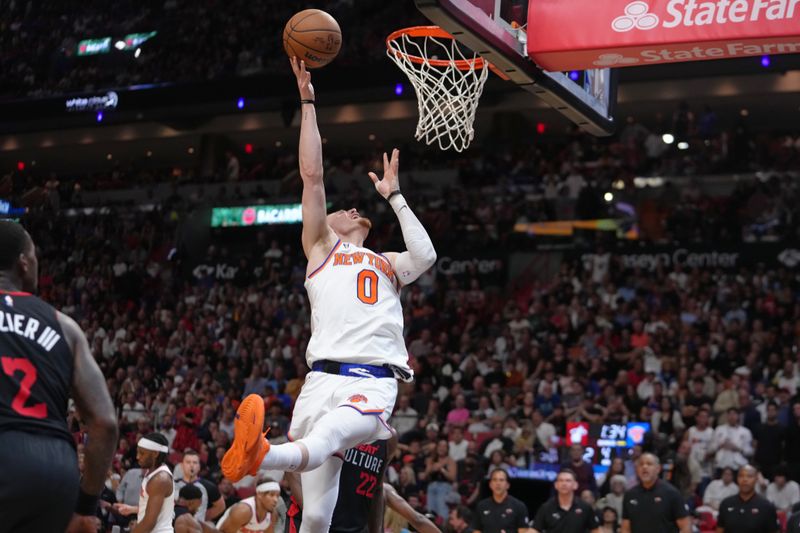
[414,0,618,136]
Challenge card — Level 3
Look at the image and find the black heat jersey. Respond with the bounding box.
[0,290,73,445]
[332,440,388,532]
[287,440,388,533]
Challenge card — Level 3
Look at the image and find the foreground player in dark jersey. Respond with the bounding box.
[0,221,118,533]
[286,436,439,533]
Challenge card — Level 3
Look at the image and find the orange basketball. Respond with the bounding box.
[283,9,342,69]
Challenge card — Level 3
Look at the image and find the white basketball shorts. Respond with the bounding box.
[287,371,398,443]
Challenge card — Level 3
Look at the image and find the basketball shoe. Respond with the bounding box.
[221,394,271,482]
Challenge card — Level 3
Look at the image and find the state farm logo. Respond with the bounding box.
[613,1,660,31]
[611,0,800,32]
[593,53,640,66]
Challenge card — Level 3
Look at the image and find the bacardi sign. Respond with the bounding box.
[527,0,800,71]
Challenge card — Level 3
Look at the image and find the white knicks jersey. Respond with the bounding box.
[304,240,412,376]
[216,496,271,532]
[137,464,174,533]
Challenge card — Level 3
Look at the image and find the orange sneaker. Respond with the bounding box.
[221,394,269,482]
[248,428,271,477]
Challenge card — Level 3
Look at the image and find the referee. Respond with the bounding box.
[532,469,600,533]
[716,465,779,533]
[621,453,690,533]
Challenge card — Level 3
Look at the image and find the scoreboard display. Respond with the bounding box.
[509,422,651,482]
[566,422,651,475]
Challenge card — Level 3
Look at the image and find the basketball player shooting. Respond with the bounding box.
[221,57,437,533]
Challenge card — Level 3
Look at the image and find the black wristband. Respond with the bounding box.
[387,190,402,201]
[300,99,315,105]
[75,488,99,516]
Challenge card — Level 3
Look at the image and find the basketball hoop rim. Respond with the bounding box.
[386,26,488,71]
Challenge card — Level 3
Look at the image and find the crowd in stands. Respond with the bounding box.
[5,1,800,532]
[5,119,800,255]
[0,0,423,99]
[12,137,799,530]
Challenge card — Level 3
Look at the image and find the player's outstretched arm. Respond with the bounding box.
[369,149,436,286]
[60,311,119,527]
[384,483,440,533]
[290,56,336,259]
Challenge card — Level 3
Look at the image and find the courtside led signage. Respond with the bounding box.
[77,37,112,56]
[211,204,304,227]
[123,31,157,49]
[65,91,119,112]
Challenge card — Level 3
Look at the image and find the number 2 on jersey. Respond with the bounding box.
[356,472,377,498]
[1,356,47,419]
[357,270,378,305]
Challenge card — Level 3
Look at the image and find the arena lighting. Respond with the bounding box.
[761,55,771,67]
[134,47,142,58]
[237,97,245,109]
[569,71,580,81]
[245,143,253,154]
[96,111,104,122]
[678,141,690,150]
[662,133,675,144]
[114,40,126,50]
[604,192,614,202]
[394,82,404,96]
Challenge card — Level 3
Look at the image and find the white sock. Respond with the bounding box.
[260,442,305,471]
[261,406,380,471]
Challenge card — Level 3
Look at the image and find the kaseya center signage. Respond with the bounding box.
[527,0,800,71]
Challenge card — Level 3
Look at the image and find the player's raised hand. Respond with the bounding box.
[368,149,401,200]
[289,56,314,101]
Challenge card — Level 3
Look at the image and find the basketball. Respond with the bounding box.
[283,9,342,69]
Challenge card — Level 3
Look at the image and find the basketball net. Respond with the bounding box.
[387,27,489,152]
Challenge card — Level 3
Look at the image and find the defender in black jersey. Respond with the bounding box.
[0,221,118,533]
[286,437,438,533]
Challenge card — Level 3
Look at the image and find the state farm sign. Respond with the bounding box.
[527,0,800,71]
